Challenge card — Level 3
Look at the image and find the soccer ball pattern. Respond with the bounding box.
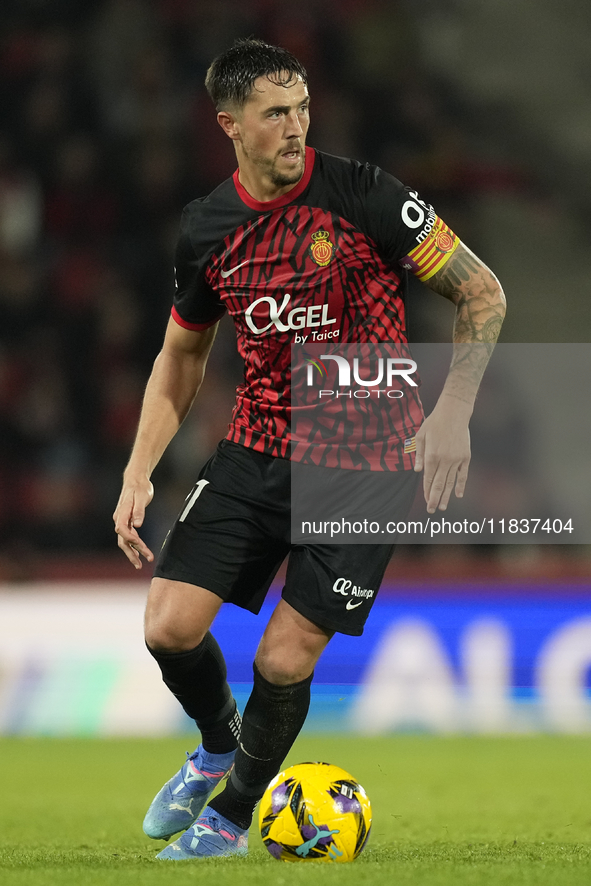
[259,761,372,863]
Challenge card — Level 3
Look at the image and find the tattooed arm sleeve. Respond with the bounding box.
[425,241,507,406]
[427,240,506,344]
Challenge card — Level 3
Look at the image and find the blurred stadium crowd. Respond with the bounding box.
[0,0,579,577]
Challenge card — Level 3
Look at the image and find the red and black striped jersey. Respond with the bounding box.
[172,146,458,469]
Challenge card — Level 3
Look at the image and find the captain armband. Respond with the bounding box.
[399,216,460,282]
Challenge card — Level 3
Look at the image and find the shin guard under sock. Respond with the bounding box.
[209,663,313,828]
[147,633,240,753]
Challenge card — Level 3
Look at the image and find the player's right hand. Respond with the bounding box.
[113,478,155,570]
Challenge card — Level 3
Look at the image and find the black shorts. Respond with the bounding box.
[154,440,418,636]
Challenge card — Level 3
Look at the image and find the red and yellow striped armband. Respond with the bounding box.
[399,217,460,282]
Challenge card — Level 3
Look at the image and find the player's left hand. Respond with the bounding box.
[414,396,472,514]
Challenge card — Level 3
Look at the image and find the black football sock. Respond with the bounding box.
[147,633,241,754]
[209,663,313,829]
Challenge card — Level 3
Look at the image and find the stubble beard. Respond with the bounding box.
[269,165,303,188]
[244,142,305,189]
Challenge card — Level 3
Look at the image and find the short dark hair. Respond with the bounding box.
[205,38,308,111]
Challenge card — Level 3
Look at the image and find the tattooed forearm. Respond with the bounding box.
[481,315,504,343]
[429,243,506,345]
[429,248,482,303]
[426,241,506,407]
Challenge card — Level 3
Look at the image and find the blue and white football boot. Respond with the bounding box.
[143,746,236,840]
[156,806,249,859]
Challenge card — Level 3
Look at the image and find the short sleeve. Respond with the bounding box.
[359,166,460,281]
[171,208,226,330]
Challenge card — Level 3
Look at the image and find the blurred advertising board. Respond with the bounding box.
[1,583,591,735]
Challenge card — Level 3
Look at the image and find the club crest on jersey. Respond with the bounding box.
[309,230,334,267]
[435,231,455,253]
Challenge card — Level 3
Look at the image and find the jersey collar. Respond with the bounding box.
[233,146,315,211]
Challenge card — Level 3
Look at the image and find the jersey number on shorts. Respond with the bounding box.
[179,479,210,522]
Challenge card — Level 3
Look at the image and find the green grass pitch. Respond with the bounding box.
[2,735,591,885]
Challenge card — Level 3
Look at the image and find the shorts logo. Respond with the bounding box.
[333,578,352,596]
[310,230,334,267]
[332,577,375,610]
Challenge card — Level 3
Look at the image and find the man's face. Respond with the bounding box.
[232,74,310,189]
